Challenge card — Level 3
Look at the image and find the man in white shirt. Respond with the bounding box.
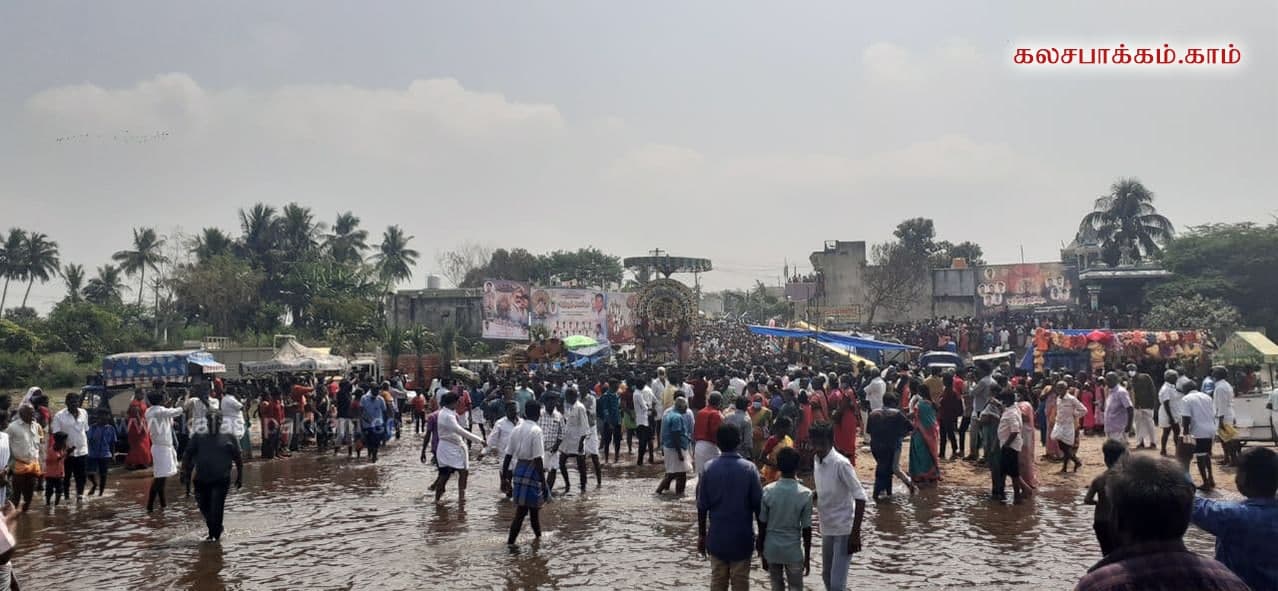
[866,375,887,412]
[51,393,90,500]
[810,424,868,591]
[487,400,520,497]
[428,391,486,503]
[996,392,1025,503]
[0,414,11,508]
[145,391,186,513]
[1181,380,1218,490]
[1210,367,1241,467]
[632,379,658,466]
[1102,372,1134,445]
[5,405,43,511]
[560,389,597,494]
[1157,369,1184,456]
[503,399,548,546]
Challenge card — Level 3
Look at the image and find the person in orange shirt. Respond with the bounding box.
[693,392,725,476]
[288,378,313,452]
[412,392,428,435]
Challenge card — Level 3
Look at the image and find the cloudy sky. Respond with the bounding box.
[2,2,1275,312]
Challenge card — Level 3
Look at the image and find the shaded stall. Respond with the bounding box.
[1215,331,1278,391]
[239,339,348,376]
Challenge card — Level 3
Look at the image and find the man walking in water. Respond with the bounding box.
[504,400,549,546]
[182,416,243,542]
[360,384,387,463]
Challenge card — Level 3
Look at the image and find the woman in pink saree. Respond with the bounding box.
[1017,390,1039,494]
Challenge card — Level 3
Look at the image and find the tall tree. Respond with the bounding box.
[18,232,59,308]
[373,225,419,286]
[1150,222,1278,336]
[278,202,324,255]
[863,241,929,324]
[192,227,235,263]
[62,263,85,303]
[403,325,435,389]
[84,264,125,306]
[238,203,280,265]
[113,227,168,306]
[436,242,492,288]
[0,229,25,312]
[1078,178,1175,265]
[325,211,370,267]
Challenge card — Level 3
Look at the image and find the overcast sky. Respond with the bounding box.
[2,2,1275,312]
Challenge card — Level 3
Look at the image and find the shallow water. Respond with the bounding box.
[13,437,1217,591]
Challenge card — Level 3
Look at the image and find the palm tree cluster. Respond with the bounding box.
[0,229,61,311]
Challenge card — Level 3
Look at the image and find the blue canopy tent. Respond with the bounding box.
[746,326,918,365]
[567,344,611,367]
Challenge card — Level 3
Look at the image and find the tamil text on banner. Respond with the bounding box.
[481,279,531,340]
[530,288,610,344]
[605,291,637,345]
[977,263,1076,313]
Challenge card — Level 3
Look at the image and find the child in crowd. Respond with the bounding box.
[1084,439,1128,556]
[44,432,70,506]
[87,408,117,496]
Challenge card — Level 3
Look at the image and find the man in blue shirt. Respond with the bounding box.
[1191,446,1278,591]
[697,423,762,591]
[360,387,387,463]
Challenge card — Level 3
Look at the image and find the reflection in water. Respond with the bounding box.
[11,442,1216,590]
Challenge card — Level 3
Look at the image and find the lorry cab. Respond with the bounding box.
[1233,388,1277,444]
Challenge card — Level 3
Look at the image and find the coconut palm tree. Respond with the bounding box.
[113,227,168,305]
[84,264,126,306]
[404,325,436,390]
[18,232,59,308]
[240,203,281,263]
[192,227,235,263]
[0,228,26,312]
[324,211,370,266]
[373,225,419,287]
[1078,179,1175,265]
[278,202,323,255]
[62,263,85,303]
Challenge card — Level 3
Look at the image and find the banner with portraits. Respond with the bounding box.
[481,279,531,340]
[605,291,638,344]
[977,263,1076,313]
[530,288,610,344]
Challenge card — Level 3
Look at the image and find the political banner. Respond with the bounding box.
[481,279,531,340]
[977,263,1076,313]
[605,291,638,344]
[531,288,610,344]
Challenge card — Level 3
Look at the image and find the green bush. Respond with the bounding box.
[0,319,40,353]
[0,352,92,390]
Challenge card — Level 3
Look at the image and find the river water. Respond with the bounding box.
[13,439,1217,591]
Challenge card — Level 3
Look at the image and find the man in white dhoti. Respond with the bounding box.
[1051,382,1087,473]
[145,391,185,513]
[428,392,486,503]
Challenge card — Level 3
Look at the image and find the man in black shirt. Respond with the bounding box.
[182,418,244,542]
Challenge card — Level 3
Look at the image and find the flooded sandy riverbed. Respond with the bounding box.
[13,436,1218,590]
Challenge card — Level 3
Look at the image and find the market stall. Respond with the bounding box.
[1021,327,1208,373]
[1214,331,1278,391]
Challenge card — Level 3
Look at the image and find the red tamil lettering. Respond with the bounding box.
[1014,48,1034,64]
[1061,48,1077,64]
[1035,48,1059,64]
[1224,43,1241,64]
[1156,44,1176,64]
[1134,48,1153,64]
[1113,43,1132,64]
[1185,48,1204,64]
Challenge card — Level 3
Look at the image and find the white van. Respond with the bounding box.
[1233,388,1278,444]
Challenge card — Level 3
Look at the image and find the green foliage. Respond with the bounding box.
[1144,294,1243,342]
[171,254,264,335]
[0,351,96,390]
[1151,222,1278,335]
[0,318,39,353]
[40,301,124,362]
[459,247,624,289]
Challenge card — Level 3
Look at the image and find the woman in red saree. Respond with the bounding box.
[125,389,152,468]
[831,390,860,466]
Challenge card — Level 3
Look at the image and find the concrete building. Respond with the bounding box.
[930,268,979,318]
[808,240,932,324]
[388,288,484,338]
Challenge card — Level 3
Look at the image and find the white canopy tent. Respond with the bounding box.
[239,339,349,375]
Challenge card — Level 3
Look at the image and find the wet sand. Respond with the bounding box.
[11,431,1225,591]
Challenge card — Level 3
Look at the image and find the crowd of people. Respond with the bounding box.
[2,331,1275,590]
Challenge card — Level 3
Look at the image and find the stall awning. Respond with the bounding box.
[1216,331,1278,365]
[746,325,918,352]
[239,340,348,375]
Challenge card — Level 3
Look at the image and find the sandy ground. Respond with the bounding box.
[847,430,1244,496]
